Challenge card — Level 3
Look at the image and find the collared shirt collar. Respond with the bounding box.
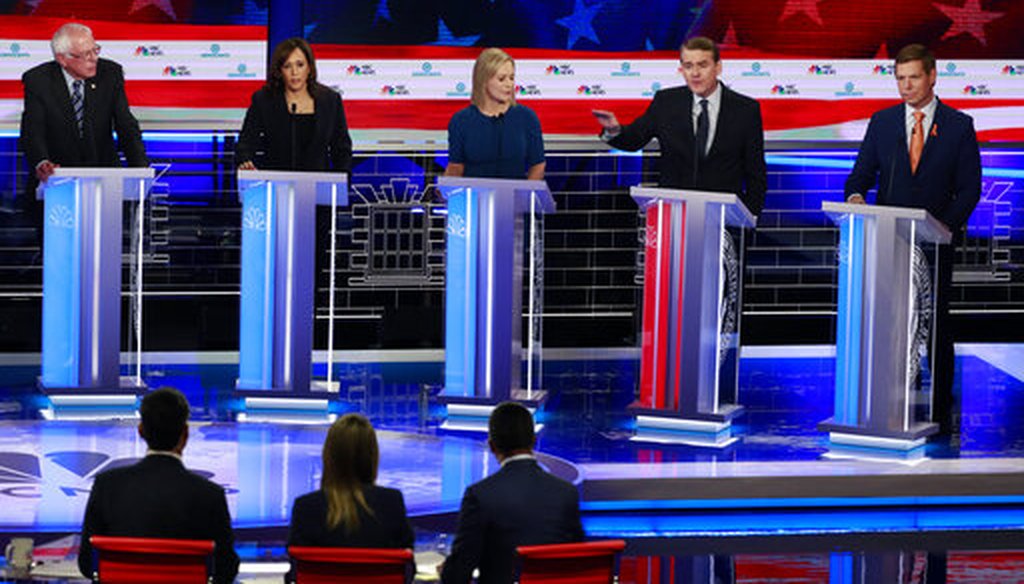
[146,449,183,462]
[905,95,938,145]
[500,453,536,467]
[60,65,82,98]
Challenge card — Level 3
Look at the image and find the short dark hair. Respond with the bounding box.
[488,402,535,455]
[139,387,189,451]
[267,37,318,93]
[681,36,720,62]
[895,44,935,75]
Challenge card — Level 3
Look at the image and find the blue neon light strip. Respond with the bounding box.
[237,182,276,390]
[41,179,81,388]
[581,494,1024,511]
[443,188,476,398]
[833,215,864,425]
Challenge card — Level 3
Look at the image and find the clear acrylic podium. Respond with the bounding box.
[438,176,555,431]
[819,202,951,452]
[630,187,756,447]
[235,169,348,422]
[38,167,154,419]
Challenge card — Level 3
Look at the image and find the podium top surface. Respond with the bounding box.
[237,169,348,184]
[822,201,952,244]
[437,176,555,213]
[630,186,756,227]
[50,167,155,179]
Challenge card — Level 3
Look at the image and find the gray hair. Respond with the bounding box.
[51,23,93,57]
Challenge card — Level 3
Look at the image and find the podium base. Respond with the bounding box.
[439,390,548,433]
[38,376,146,420]
[629,405,744,448]
[819,418,939,457]
[234,387,336,424]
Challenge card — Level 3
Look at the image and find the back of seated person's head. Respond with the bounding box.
[139,387,190,452]
[488,402,535,458]
[322,413,378,532]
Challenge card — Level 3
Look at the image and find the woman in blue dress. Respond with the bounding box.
[445,48,545,180]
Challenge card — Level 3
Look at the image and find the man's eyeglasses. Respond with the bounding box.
[67,45,101,60]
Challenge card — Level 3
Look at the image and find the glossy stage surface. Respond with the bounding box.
[0,344,1022,538]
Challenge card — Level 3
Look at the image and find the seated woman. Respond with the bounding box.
[286,414,413,581]
[445,48,545,180]
[235,37,352,172]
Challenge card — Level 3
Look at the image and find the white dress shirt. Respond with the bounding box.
[692,82,723,156]
[906,96,937,149]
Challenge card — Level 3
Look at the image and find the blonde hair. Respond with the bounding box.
[321,414,379,532]
[471,48,516,109]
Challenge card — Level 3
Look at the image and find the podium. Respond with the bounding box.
[630,187,756,447]
[235,170,348,422]
[819,202,950,452]
[38,167,154,419]
[437,176,555,431]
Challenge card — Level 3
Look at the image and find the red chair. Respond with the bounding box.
[88,535,215,583]
[288,546,414,584]
[516,539,627,584]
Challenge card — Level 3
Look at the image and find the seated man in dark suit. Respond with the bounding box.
[21,22,148,186]
[441,402,584,584]
[77,388,239,584]
[845,43,981,437]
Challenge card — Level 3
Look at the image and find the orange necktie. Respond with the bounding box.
[909,111,925,174]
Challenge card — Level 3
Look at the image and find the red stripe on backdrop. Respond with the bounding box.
[0,16,266,41]
[977,128,1024,141]
[0,80,263,106]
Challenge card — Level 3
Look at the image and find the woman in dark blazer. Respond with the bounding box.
[236,37,352,172]
[286,414,414,582]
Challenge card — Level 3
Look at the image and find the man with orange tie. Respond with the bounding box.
[844,43,981,438]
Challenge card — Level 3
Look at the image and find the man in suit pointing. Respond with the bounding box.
[592,36,767,216]
[20,22,148,187]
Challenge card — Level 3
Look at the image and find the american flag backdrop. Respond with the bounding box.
[0,0,1021,136]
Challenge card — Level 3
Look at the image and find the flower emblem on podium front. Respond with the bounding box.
[242,207,267,231]
[447,213,467,238]
[48,205,74,229]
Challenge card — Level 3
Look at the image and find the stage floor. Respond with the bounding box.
[1,345,1024,581]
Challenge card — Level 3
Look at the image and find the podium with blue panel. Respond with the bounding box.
[630,187,755,447]
[438,176,555,431]
[235,170,348,422]
[38,167,154,419]
[819,202,951,454]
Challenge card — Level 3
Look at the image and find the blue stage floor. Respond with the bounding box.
[1,345,1023,582]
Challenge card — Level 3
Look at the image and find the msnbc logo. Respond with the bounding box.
[347,65,376,76]
[381,85,410,96]
[577,84,606,95]
[545,64,575,75]
[1002,65,1024,76]
[134,45,163,57]
[162,65,192,77]
[963,85,991,96]
[771,84,799,95]
[807,64,835,75]
[872,64,894,75]
[515,84,542,96]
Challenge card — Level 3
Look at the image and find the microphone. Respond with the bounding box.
[290,101,297,170]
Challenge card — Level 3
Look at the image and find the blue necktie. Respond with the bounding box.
[72,79,84,137]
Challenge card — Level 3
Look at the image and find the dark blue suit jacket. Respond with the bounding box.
[441,458,584,584]
[844,99,981,231]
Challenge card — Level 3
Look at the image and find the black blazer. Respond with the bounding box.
[844,99,981,231]
[286,485,414,583]
[235,84,353,172]
[20,59,148,188]
[77,455,239,584]
[608,84,767,216]
[441,458,585,584]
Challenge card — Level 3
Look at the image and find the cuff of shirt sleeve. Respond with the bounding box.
[599,127,621,142]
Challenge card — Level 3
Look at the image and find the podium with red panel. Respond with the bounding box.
[630,187,756,447]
